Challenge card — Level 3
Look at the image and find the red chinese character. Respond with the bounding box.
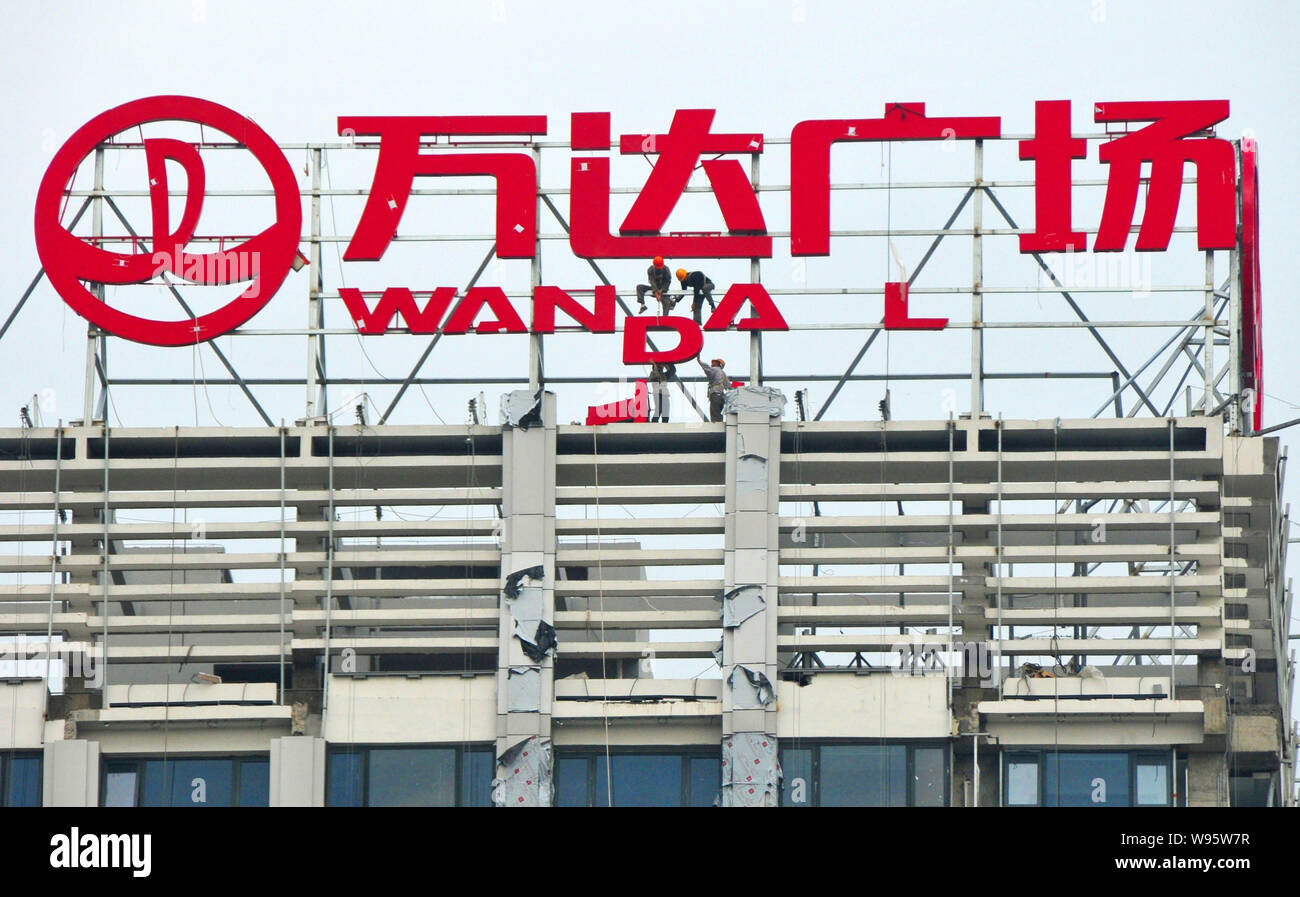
[1093,100,1235,251]
[338,115,546,260]
[1018,100,1088,253]
[790,103,1001,256]
[569,110,771,258]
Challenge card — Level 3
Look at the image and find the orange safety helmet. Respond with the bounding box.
[675,268,688,281]
[711,358,725,368]
[652,256,665,267]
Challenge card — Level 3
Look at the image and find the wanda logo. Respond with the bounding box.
[34,96,301,346]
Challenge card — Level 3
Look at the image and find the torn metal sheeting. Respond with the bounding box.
[723,385,786,418]
[712,642,724,668]
[501,389,544,430]
[503,565,556,660]
[720,584,766,628]
[727,665,776,708]
[735,452,768,495]
[492,735,554,807]
[521,620,557,661]
[721,732,782,808]
[503,564,545,600]
[507,666,542,712]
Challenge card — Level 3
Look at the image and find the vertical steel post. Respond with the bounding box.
[1228,247,1242,434]
[83,147,105,425]
[749,152,762,385]
[970,141,984,416]
[529,144,543,391]
[306,148,323,419]
[1203,250,1215,414]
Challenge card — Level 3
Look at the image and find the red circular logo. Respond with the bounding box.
[34,96,302,346]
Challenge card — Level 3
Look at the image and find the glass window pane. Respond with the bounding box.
[368,748,455,807]
[141,760,168,807]
[8,756,41,807]
[238,760,270,807]
[1135,761,1168,806]
[326,750,363,807]
[169,759,234,807]
[1044,752,1129,807]
[687,757,719,807]
[104,769,137,808]
[911,747,946,807]
[820,745,907,807]
[554,756,589,807]
[1006,758,1039,806]
[597,755,682,807]
[780,748,813,807]
[460,748,494,807]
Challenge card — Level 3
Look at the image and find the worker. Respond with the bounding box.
[676,269,716,324]
[636,256,673,314]
[648,361,675,423]
[697,356,728,422]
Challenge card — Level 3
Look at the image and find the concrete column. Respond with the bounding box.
[43,739,99,807]
[721,386,785,806]
[493,390,556,806]
[1187,752,1229,806]
[269,736,326,806]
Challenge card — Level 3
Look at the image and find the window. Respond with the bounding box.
[101,756,269,807]
[1002,751,1172,807]
[778,743,948,807]
[555,752,720,807]
[1,752,42,807]
[326,745,493,807]
[1005,755,1039,806]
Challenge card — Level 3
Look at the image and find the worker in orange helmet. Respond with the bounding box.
[636,256,674,314]
[675,268,716,324]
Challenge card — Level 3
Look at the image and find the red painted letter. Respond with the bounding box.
[703,283,789,331]
[1019,101,1087,253]
[622,316,704,364]
[1093,101,1235,252]
[338,116,546,261]
[883,282,946,330]
[339,287,455,334]
[531,285,616,333]
[442,287,528,334]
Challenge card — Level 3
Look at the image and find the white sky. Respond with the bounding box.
[0,1,1296,709]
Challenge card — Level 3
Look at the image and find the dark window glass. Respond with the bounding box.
[238,759,270,807]
[141,760,168,807]
[367,748,456,807]
[595,755,682,807]
[911,747,946,807]
[820,744,907,807]
[554,756,589,807]
[326,750,364,807]
[780,748,813,807]
[169,758,234,807]
[687,756,719,807]
[1044,752,1129,807]
[5,754,42,807]
[461,748,494,807]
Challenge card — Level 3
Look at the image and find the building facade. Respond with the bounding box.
[0,389,1293,806]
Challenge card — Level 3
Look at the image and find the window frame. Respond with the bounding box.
[325,743,494,807]
[1001,750,1174,807]
[99,754,270,807]
[1,751,43,807]
[553,748,721,807]
[778,741,950,807]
